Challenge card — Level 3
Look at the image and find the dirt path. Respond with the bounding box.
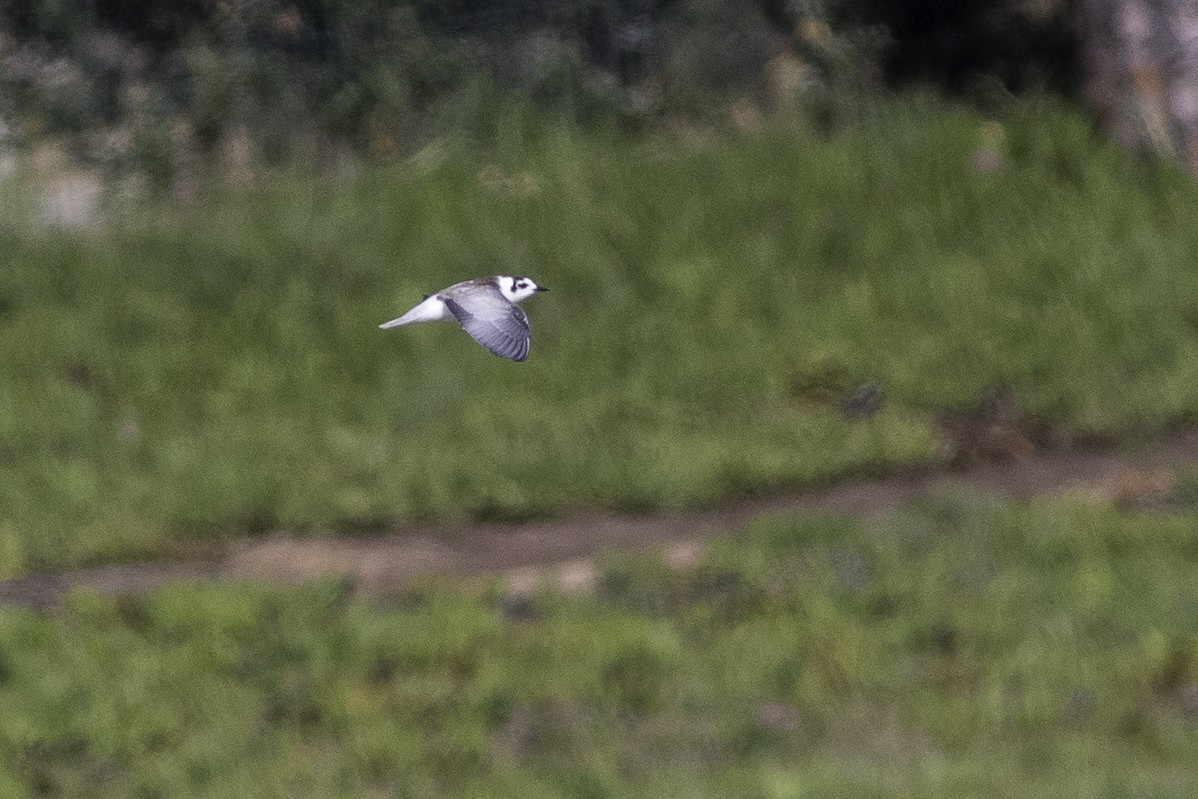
[3,427,1198,609]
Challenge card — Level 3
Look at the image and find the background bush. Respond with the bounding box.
[0,0,1078,181]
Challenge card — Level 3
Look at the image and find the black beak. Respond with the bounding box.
[535,286,549,292]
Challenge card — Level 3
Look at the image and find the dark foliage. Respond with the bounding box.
[0,0,1082,177]
[852,0,1081,96]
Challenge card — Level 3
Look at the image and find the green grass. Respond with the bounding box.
[4,97,1198,573]
[2,493,1197,797]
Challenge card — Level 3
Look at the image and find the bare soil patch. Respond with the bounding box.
[3,426,1197,610]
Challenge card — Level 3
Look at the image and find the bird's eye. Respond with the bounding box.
[516,282,527,289]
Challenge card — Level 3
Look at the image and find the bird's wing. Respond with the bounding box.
[442,286,531,361]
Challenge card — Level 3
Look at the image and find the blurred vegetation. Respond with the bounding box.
[1,493,1197,796]
[0,0,1080,181]
[3,97,1198,575]
[0,0,816,179]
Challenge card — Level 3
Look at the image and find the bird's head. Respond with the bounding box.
[498,275,549,303]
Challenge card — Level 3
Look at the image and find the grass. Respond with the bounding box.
[4,96,1198,573]
[1,492,1197,797]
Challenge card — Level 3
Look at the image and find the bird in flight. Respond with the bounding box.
[378,275,549,361]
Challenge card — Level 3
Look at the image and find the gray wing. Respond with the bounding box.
[442,286,531,361]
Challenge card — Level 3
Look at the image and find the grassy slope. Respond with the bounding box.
[1,493,1197,797]
[3,98,1198,573]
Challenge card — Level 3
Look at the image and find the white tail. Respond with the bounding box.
[378,295,451,329]
[378,314,413,329]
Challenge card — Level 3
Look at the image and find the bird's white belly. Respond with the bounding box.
[408,295,453,323]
